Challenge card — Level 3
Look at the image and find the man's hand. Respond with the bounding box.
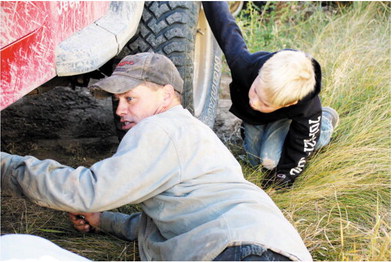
[68,212,101,233]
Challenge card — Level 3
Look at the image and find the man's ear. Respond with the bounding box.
[163,84,175,101]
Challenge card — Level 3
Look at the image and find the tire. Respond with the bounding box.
[115,1,222,134]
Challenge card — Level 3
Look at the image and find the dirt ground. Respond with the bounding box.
[1,73,241,164]
[0,72,241,165]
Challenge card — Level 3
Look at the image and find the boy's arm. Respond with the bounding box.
[275,109,322,185]
[202,1,249,68]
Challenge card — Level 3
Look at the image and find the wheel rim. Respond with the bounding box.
[192,9,214,117]
[229,1,244,17]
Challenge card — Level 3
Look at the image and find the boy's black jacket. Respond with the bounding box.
[203,1,322,178]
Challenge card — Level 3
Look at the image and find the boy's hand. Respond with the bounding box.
[261,172,293,189]
[68,212,101,233]
[273,174,294,189]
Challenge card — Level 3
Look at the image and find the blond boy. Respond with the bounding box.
[203,2,339,188]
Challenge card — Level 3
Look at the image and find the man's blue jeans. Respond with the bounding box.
[243,115,333,168]
[213,244,291,261]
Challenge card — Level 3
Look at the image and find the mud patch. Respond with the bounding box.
[1,85,118,166]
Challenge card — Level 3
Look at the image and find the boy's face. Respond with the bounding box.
[115,84,166,130]
[248,77,298,113]
[248,77,284,113]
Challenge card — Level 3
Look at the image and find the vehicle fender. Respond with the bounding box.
[56,1,144,76]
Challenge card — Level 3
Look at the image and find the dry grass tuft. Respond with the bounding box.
[1,2,390,261]
[240,2,390,261]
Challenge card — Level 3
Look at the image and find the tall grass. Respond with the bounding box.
[239,2,390,261]
[1,2,390,261]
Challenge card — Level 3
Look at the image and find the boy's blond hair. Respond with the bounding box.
[259,50,316,107]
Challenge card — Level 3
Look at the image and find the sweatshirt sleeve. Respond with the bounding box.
[202,1,250,69]
[0,120,181,213]
[276,102,322,179]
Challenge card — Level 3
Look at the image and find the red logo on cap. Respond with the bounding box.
[118,61,134,66]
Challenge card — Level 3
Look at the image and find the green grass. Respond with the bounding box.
[1,2,390,261]
[238,1,391,261]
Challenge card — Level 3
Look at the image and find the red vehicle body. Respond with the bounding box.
[1,1,143,110]
[1,1,224,129]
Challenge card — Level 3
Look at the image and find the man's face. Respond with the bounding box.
[115,84,165,130]
[248,77,284,113]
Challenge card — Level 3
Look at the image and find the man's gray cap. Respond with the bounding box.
[90,52,184,95]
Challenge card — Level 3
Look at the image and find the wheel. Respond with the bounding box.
[114,1,222,139]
